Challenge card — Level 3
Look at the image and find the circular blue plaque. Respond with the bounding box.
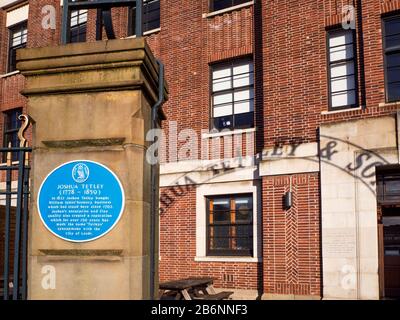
[37,160,125,242]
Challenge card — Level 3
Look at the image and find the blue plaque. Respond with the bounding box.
[37,160,125,242]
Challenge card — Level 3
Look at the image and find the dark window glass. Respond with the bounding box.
[327,29,358,109]
[69,10,87,43]
[211,0,249,12]
[8,22,27,73]
[377,170,400,205]
[3,108,22,162]
[211,59,254,131]
[384,16,400,102]
[129,0,160,35]
[207,194,253,256]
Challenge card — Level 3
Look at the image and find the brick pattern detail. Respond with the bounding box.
[285,183,299,285]
[206,6,253,63]
[263,173,321,297]
[262,0,325,147]
[381,0,400,13]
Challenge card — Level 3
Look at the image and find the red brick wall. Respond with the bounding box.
[0,8,5,74]
[381,0,400,14]
[0,1,255,151]
[0,0,399,298]
[262,0,400,147]
[26,0,61,48]
[321,0,400,124]
[262,0,325,148]
[158,1,254,163]
[263,173,321,297]
[1,1,399,149]
[159,186,263,291]
[0,4,27,113]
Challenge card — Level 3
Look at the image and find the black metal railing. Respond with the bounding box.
[0,114,31,300]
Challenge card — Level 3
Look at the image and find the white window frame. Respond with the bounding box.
[211,59,254,131]
[195,181,261,262]
[327,29,358,110]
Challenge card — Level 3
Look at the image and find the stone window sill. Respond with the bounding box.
[0,161,19,167]
[379,101,400,108]
[125,28,161,39]
[195,256,260,263]
[321,106,363,115]
[202,127,256,139]
[202,1,254,19]
[0,70,20,78]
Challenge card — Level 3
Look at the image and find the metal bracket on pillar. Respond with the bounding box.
[102,8,116,39]
[135,0,143,37]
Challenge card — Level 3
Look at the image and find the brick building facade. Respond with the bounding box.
[1,0,400,300]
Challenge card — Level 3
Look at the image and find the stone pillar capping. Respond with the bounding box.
[19,37,167,300]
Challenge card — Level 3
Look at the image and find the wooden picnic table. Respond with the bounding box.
[159,277,233,300]
[0,276,23,300]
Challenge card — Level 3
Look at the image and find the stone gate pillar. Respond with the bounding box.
[17,38,167,300]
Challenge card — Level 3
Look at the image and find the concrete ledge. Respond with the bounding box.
[202,128,256,139]
[42,138,126,149]
[17,38,168,110]
[261,293,321,300]
[39,249,124,256]
[37,250,124,262]
[161,157,255,175]
[0,70,20,78]
[194,256,261,263]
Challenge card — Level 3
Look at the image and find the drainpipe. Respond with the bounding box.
[150,59,165,299]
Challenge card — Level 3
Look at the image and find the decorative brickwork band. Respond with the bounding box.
[381,0,400,14]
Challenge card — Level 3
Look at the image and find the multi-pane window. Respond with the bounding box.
[383,16,400,102]
[207,194,253,256]
[70,10,88,43]
[210,0,250,12]
[211,59,254,131]
[3,108,22,162]
[327,29,358,109]
[129,0,160,35]
[8,22,27,73]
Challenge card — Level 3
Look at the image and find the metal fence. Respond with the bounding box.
[0,114,31,300]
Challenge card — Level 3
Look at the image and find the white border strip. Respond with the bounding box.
[6,3,28,27]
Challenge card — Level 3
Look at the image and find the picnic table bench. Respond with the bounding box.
[159,277,233,300]
[0,276,22,300]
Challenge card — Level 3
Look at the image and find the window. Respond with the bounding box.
[210,0,250,12]
[211,59,254,131]
[327,29,358,109]
[129,0,160,35]
[206,194,253,256]
[377,168,400,205]
[69,9,87,43]
[8,22,27,73]
[3,109,22,162]
[383,16,400,103]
